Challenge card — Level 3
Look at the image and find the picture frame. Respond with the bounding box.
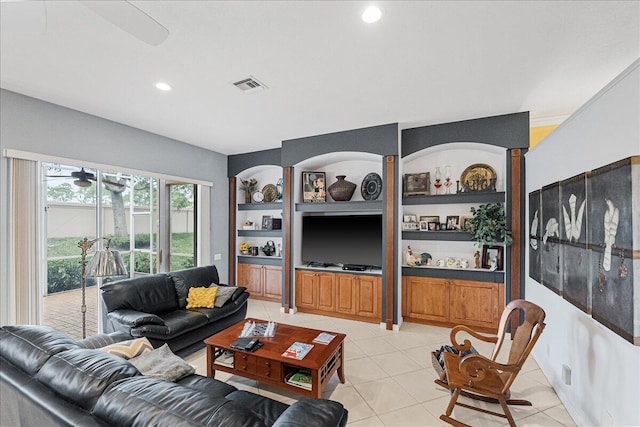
[261,215,273,230]
[428,221,439,231]
[403,172,430,196]
[460,216,472,231]
[402,222,419,231]
[420,215,439,223]
[403,214,417,223]
[302,171,326,203]
[419,221,429,231]
[482,245,504,270]
[446,215,461,230]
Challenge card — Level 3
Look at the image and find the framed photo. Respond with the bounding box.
[419,221,429,231]
[428,221,439,231]
[446,215,461,230]
[403,214,417,223]
[403,172,430,196]
[261,215,273,230]
[402,222,419,231]
[302,172,326,203]
[420,215,439,223]
[460,216,472,231]
[482,245,504,271]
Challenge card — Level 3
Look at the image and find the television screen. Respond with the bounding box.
[301,215,382,268]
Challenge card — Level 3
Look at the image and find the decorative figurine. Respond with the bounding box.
[474,251,481,269]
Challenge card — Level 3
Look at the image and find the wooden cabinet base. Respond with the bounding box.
[402,275,504,333]
[295,270,382,324]
[238,263,282,302]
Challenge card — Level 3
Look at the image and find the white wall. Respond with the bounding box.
[525,59,640,427]
[0,90,229,326]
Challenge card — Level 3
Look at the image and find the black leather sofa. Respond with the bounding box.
[101,265,248,352]
[0,325,348,427]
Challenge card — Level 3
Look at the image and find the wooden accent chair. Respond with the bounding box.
[435,299,546,427]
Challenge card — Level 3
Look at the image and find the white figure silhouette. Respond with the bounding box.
[562,194,586,242]
[543,218,558,245]
[603,199,619,271]
[530,209,539,250]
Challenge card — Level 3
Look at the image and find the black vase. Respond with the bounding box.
[327,175,356,201]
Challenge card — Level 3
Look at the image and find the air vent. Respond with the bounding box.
[233,76,268,93]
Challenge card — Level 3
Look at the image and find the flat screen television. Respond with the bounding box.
[301,214,382,268]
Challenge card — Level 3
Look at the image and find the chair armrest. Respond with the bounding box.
[108,310,166,327]
[272,398,347,427]
[450,325,498,353]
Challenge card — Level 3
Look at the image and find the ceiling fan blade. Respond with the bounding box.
[81,1,169,46]
[0,1,47,36]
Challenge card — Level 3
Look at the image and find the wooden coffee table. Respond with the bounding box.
[204,318,346,398]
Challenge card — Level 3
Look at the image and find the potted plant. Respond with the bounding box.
[467,203,513,247]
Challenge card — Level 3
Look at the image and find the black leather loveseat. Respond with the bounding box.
[0,325,348,427]
[101,265,249,352]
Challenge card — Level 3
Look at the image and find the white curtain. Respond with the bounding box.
[9,158,41,324]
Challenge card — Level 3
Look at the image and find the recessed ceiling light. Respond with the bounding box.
[362,6,381,23]
[155,82,172,91]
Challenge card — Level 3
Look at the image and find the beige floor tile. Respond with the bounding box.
[344,339,369,361]
[377,403,442,426]
[345,356,389,385]
[543,404,577,426]
[347,415,386,426]
[518,410,567,426]
[393,369,448,403]
[354,377,418,415]
[370,351,423,377]
[353,336,400,356]
[323,385,376,422]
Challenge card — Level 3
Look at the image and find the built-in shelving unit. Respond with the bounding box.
[399,113,529,331]
[228,149,285,303]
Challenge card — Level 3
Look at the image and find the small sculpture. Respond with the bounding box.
[474,251,481,269]
[261,240,276,256]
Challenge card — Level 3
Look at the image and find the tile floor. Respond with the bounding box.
[184,299,576,427]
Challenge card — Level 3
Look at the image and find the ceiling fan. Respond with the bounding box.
[0,1,169,46]
[47,168,125,188]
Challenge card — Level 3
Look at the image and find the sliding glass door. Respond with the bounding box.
[42,163,198,339]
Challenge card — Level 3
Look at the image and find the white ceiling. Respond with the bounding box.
[1,1,638,155]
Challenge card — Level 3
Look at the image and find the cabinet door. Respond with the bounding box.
[335,274,357,314]
[450,279,504,329]
[317,273,336,311]
[237,263,264,297]
[263,266,282,300]
[402,276,450,322]
[356,275,381,319]
[295,270,317,309]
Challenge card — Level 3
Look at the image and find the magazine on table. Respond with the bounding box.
[312,332,337,345]
[281,342,313,360]
[239,321,277,338]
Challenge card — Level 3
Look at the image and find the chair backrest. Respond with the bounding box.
[489,299,546,389]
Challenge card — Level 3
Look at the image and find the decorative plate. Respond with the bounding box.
[262,184,277,203]
[361,172,382,200]
[460,164,497,192]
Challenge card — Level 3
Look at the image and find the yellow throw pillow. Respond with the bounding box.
[186,286,217,309]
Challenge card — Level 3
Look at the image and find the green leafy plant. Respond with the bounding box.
[468,203,513,247]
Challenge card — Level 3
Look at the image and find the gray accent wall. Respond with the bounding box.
[0,89,229,325]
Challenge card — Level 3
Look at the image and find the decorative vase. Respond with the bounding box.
[327,175,356,201]
[244,190,251,204]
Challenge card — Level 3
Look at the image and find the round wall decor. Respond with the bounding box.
[361,172,382,200]
[261,184,277,202]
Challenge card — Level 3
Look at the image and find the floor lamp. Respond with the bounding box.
[78,237,128,339]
